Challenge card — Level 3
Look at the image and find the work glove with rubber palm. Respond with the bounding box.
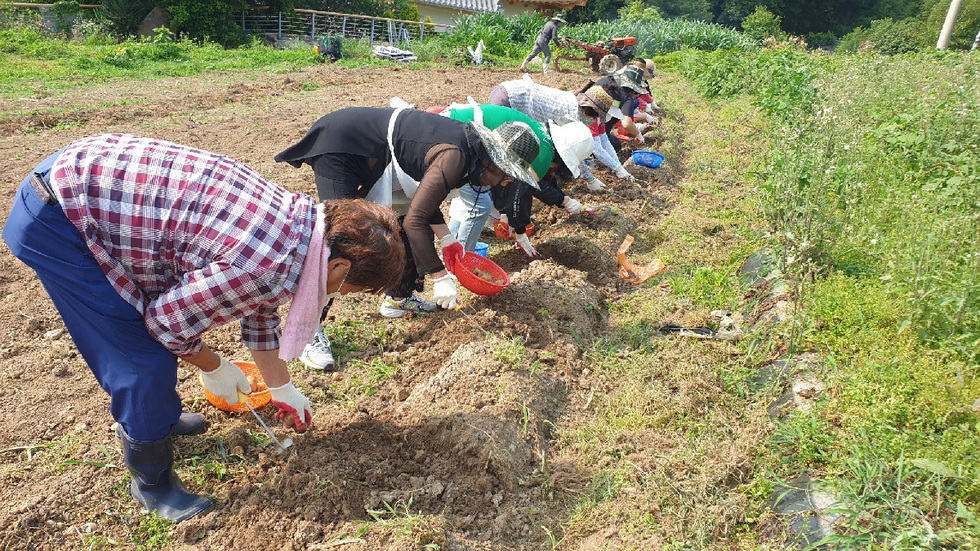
[493,214,516,241]
[563,197,584,215]
[615,166,636,183]
[199,354,252,404]
[586,177,607,192]
[432,274,458,309]
[269,381,313,432]
[439,234,465,273]
[515,233,539,257]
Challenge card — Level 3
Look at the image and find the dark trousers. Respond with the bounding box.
[2,152,181,441]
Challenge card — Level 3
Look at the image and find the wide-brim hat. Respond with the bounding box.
[615,65,647,94]
[551,14,566,23]
[548,117,594,178]
[578,86,615,122]
[470,121,541,189]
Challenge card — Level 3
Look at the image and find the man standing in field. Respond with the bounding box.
[520,15,565,74]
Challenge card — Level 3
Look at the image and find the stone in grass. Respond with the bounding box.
[765,474,842,548]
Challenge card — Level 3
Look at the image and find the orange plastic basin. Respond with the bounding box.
[200,361,271,413]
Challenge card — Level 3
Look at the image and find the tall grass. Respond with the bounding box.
[679,44,980,545]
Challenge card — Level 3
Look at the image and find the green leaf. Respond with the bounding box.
[910,458,957,477]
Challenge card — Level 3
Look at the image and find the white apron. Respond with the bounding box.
[363,107,421,215]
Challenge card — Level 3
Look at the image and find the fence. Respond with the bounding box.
[240,8,454,47]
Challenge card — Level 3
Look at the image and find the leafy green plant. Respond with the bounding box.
[492,336,526,370]
[741,6,786,43]
[130,513,173,548]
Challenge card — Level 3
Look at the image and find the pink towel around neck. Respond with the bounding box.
[279,203,330,361]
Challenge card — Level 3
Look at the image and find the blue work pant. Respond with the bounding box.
[448,184,492,252]
[2,153,181,442]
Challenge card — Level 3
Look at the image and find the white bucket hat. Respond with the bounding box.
[547,117,594,178]
[470,120,542,189]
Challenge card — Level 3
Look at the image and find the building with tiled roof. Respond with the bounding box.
[414,0,585,27]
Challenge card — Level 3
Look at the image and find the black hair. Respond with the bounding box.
[549,155,575,184]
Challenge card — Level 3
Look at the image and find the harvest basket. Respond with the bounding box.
[201,361,271,413]
[454,252,509,296]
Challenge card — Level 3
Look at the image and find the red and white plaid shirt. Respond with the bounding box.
[50,134,316,356]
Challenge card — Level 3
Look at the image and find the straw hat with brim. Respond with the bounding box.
[615,65,646,94]
[579,86,615,122]
[548,117,594,178]
[470,121,542,190]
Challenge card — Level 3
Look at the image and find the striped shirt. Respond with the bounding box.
[49,134,315,356]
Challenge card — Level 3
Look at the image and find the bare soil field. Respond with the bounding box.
[0,64,768,550]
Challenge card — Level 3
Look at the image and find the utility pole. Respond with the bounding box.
[937,0,963,50]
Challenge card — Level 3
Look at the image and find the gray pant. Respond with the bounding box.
[523,39,552,65]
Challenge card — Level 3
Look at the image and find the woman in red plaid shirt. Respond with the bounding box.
[2,133,406,522]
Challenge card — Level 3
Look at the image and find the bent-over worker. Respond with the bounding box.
[2,133,406,522]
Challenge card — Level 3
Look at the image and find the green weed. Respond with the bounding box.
[360,497,448,548]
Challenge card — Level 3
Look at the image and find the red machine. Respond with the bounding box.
[555,36,637,75]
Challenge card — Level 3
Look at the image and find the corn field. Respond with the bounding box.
[435,13,757,60]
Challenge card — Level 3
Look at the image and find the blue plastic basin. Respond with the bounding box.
[632,151,664,168]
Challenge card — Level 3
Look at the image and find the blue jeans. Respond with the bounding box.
[448,184,492,252]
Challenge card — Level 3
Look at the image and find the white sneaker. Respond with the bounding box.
[379,294,439,318]
[300,326,335,370]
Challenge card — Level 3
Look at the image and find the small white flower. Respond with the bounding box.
[844,144,850,150]
[870,239,877,245]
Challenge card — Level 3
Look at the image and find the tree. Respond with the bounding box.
[100,0,156,36]
[650,0,713,21]
[618,0,663,23]
[741,5,786,42]
[924,0,980,49]
[714,0,783,28]
[158,0,249,46]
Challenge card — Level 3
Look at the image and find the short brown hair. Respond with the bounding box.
[322,199,406,293]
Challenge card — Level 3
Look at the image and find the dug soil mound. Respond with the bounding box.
[0,64,690,550]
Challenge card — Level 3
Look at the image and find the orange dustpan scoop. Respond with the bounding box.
[200,361,272,413]
[617,234,666,285]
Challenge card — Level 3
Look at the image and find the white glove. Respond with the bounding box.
[432,273,458,309]
[438,234,464,274]
[615,166,636,182]
[586,177,607,192]
[635,133,646,144]
[269,381,313,432]
[199,354,252,404]
[515,233,539,257]
[563,197,584,215]
[634,122,648,134]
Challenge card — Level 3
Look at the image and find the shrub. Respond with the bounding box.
[806,31,837,50]
[617,0,662,24]
[865,17,926,54]
[741,5,785,43]
[837,26,869,53]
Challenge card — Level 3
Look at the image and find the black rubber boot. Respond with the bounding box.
[117,426,212,522]
[171,412,207,437]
